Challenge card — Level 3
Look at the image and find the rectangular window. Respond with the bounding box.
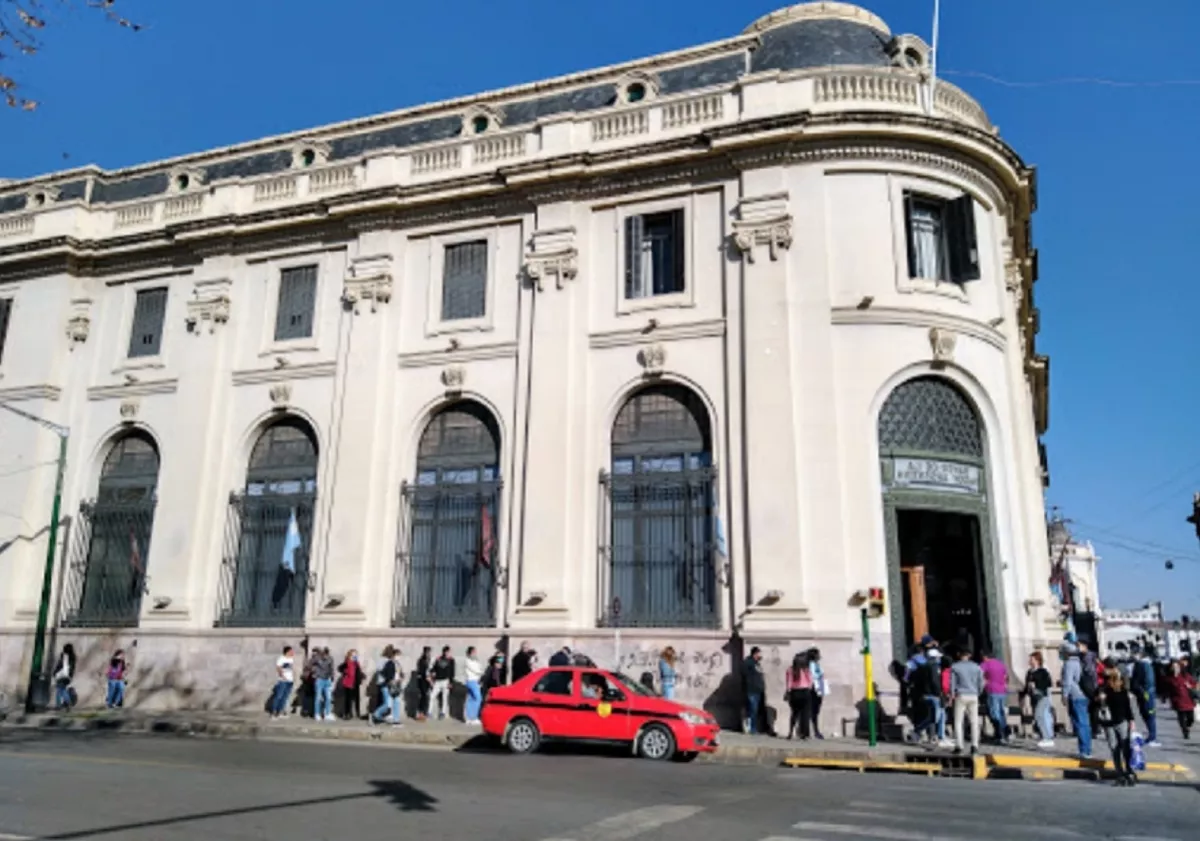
[903,192,979,284]
[127,288,168,358]
[0,298,11,366]
[624,209,685,299]
[441,240,488,321]
[274,265,318,341]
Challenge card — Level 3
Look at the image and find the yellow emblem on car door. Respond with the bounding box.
[597,702,612,718]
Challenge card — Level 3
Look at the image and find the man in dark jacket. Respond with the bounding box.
[511,641,537,682]
[415,646,433,721]
[742,647,766,735]
[430,646,455,720]
[549,646,572,667]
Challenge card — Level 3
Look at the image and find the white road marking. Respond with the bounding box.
[1113,837,1184,841]
[0,833,35,840]
[539,805,704,841]
[791,822,970,841]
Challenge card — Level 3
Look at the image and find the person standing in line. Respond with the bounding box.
[549,646,572,667]
[310,646,335,722]
[742,646,766,735]
[430,646,455,721]
[1130,647,1162,747]
[785,651,814,740]
[979,649,1010,745]
[1023,651,1055,748]
[337,649,364,720]
[916,644,952,747]
[105,649,128,710]
[414,646,433,722]
[658,647,678,700]
[1061,643,1092,759]
[950,648,985,755]
[270,645,295,719]
[807,648,828,740]
[1096,667,1137,786]
[481,650,507,702]
[511,642,536,683]
[1162,659,1197,739]
[463,646,484,725]
[370,645,404,726]
[53,644,77,711]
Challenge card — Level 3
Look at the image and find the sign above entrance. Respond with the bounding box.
[891,457,981,495]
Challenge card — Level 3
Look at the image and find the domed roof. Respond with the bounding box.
[745,3,893,74]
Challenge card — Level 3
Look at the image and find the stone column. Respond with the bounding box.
[308,233,396,627]
[508,214,583,629]
[730,181,811,632]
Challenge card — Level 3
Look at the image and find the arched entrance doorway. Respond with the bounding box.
[394,401,501,627]
[62,431,159,627]
[216,417,318,627]
[599,383,717,628]
[878,376,1002,660]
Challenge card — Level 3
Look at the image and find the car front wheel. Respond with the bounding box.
[637,724,676,761]
[507,718,541,755]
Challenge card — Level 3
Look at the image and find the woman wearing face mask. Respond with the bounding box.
[337,649,365,720]
[481,651,507,703]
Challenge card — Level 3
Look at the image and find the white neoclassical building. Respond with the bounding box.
[0,3,1054,727]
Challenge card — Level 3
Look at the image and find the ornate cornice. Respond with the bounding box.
[232,360,337,386]
[342,254,393,313]
[588,317,725,349]
[732,192,792,262]
[524,227,578,291]
[87,379,179,400]
[398,341,518,369]
[0,384,62,402]
[831,306,1004,351]
[185,278,231,335]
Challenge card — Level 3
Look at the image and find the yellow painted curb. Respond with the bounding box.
[783,757,941,776]
[986,753,1188,775]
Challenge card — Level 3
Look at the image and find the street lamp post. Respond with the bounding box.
[0,402,69,713]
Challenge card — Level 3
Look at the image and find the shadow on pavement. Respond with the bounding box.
[32,779,437,839]
[454,734,641,762]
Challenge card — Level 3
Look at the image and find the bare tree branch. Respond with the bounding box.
[1,0,140,110]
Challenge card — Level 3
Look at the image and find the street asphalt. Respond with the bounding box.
[0,730,1196,841]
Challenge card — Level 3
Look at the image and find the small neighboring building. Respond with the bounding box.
[1102,602,1199,659]
[1048,519,1104,650]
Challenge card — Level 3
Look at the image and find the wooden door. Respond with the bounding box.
[903,566,929,642]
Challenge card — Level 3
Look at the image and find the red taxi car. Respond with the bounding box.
[481,666,720,761]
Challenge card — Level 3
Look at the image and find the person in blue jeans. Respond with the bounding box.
[270,645,296,719]
[370,645,404,726]
[1131,649,1161,747]
[658,647,678,700]
[53,644,76,711]
[1061,643,1092,758]
[742,646,765,734]
[105,649,127,709]
[310,647,335,722]
[463,646,484,724]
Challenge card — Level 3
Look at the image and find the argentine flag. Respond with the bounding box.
[280,508,301,573]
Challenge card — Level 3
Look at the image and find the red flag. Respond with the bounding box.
[480,505,495,568]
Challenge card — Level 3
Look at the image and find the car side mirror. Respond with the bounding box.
[602,687,625,702]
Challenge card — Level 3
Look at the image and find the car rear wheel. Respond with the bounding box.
[638,724,676,761]
[507,718,541,755]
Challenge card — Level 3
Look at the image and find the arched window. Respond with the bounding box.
[602,384,717,628]
[217,418,318,627]
[878,376,983,459]
[395,402,500,627]
[63,432,160,627]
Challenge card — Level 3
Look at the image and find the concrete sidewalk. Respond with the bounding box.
[3,708,1194,781]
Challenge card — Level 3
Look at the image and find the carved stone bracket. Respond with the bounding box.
[343,255,393,313]
[732,193,792,263]
[119,399,140,422]
[441,365,466,396]
[525,227,578,291]
[65,297,92,348]
[929,327,957,366]
[638,343,666,377]
[269,383,292,410]
[185,278,232,335]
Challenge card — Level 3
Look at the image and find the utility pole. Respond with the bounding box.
[0,402,70,713]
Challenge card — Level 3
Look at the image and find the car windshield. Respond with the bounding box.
[612,672,659,697]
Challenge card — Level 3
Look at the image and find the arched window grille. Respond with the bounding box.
[599,384,717,628]
[62,432,159,627]
[394,402,501,627]
[878,376,983,459]
[216,418,318,627]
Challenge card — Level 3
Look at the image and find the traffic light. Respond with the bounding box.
[867,586,886,619]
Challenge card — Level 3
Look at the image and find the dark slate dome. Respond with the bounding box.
[745,2,893,73]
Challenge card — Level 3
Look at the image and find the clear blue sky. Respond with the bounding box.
[5,1,1199,617]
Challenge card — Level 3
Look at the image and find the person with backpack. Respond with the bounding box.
[1096,666,1138,787]
[911,641,952,748]
[369,645,404,726]
[1130,647,1161,747]
[1061,642,1093,759]
[52,644,77,711]
[105,649,128,709]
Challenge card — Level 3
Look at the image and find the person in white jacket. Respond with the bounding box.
[463,646,485,725]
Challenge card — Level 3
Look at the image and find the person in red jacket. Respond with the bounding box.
[1162,659,1197,739]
